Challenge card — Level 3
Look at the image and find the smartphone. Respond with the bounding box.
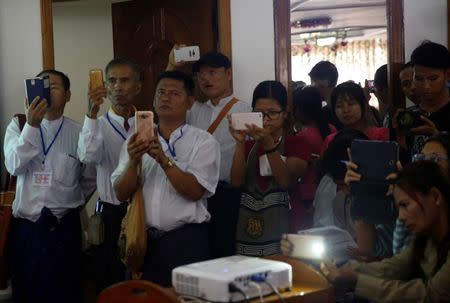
[231,112,263,130]
[350,139,398,196]
[367,80,376,93]
[89,69,104,90]
[174,46,200,63]
[135,111,154,143]
[24,76,51,106]
[285,234,326,260]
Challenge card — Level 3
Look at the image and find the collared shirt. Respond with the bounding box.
[187,95,251,182]
[78,111,135,205]
[4,116,96,222]
[111,124,220,231]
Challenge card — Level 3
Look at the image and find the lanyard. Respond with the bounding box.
[39,117,64,165]
[158,124,185,158]
[106,112,127,141]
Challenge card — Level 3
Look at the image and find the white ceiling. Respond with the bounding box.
[290,0,387,43]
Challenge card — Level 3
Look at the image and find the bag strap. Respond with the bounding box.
[4,114,27,192]
[207,98,238,134]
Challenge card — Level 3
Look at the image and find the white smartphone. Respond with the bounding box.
[174,46,200,63]
[285,234,326,260]
[231,112,263,130]
[135,111,154,143]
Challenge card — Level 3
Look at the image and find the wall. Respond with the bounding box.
[404,0,447,59]
[53,0,114,123]
[230,0,275,103]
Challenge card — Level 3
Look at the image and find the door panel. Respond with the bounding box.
[112,0,217,109]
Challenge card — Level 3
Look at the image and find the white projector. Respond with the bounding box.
[172,255,292,302]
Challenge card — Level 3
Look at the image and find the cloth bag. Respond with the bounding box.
[118,179,147,274]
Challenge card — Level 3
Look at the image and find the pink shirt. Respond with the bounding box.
[320,127,390,155]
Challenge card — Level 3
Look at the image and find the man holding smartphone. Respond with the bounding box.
[167,47,251,258]
[112,70,220,286]
[77,58,142,292]
[4,70,96,303]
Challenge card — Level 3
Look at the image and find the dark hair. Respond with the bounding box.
[395,161,450,275]
[37,69,70,91]
[322,129,369,181]
[105,58,143,81]
[308,61,339,87]
[410,40,450,69]
[426,132,450,176]
[330,81,367,127]
[374,64,388,89]
[192,51,231,73]
[293,85,331,139]
[251,80,287,111]
[156,70,195,96]
[400,61,414,73]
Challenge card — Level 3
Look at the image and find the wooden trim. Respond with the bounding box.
[273,0,292,111]
[217,0,232,61]
[40,0,54,69]
[386,0,405,110]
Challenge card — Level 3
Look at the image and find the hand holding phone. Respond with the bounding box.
[135,111,154,143]
[88,69,106,118]
[24,76,51,107]
[231,112,263,130]
[367,80,376,93]
[174,46,200,63]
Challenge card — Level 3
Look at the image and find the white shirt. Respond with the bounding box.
[187,95,251,182]
[4,116,96,222]
[78,111,135,205]
[111,124,220,231]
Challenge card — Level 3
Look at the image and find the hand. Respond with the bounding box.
[280,234,294,256]
[147,136,167,165]
[227,114,246,143]
[127,133,150,165]
[344,148,361,185]
[392,109,408,149]
[166,43,187,70]
[87,84,107,118]
[26,96,47,127]
[410,115,439,136]
[245,124,274,149]
[320,261,357,292]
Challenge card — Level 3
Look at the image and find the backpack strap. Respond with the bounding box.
[207,98,238,134]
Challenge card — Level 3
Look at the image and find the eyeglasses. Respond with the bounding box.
[254,110,284,120]
[412,153,448,163]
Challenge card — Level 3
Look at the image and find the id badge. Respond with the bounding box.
[32,171,53,187]
[259,154,287,176]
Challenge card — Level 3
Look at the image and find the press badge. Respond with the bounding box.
[259,154,287,176]
[32,171,53,187]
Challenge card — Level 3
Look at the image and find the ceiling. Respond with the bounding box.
[290,0,387,44]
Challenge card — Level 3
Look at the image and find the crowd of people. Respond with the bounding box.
[2,40,450,302]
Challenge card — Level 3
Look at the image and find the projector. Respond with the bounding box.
[172,255,292,302]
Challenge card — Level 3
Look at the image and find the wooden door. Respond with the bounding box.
[112,0,217,110]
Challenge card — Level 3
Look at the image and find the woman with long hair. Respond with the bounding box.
[229,80,310,256]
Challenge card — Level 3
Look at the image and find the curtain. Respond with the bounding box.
[292,38,387,87]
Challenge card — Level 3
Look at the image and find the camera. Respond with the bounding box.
[397,108,426,132]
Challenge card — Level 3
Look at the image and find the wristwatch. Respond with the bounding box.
[163,157,175,171]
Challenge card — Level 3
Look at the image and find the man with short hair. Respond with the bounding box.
[308,61,341,127]
[399,61,420,106]
[78,58,143,292]
[4,70,96,303]
[407,41,450,155]
[167,49,251,258]
[112,70,220,286]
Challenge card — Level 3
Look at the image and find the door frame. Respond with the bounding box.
[274,0,405,110]
[40,0,232,69]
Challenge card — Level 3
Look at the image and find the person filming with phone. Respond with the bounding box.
[112,71,220,286]
[77,58,143,292]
